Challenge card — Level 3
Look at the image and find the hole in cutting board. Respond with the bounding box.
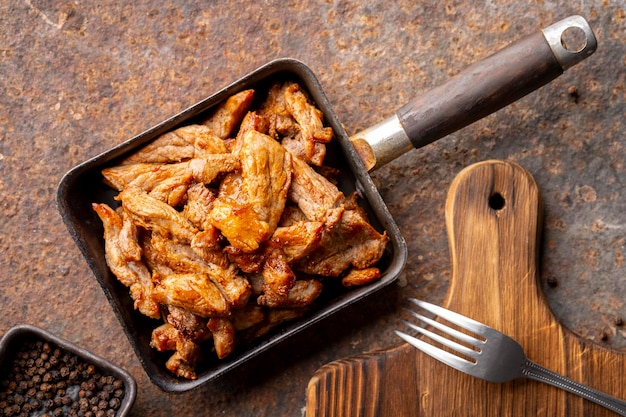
[489,193,505,210]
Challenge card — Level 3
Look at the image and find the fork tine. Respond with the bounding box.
[395,330,475,371]
[400,319,479,359]
[403,308,483,348]
[408,298,487,335]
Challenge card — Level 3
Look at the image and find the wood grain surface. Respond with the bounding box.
[306,160,626,417]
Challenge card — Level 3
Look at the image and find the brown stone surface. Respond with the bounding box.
[0,1,624,416]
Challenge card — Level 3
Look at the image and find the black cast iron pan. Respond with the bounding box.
[56,16,596,392]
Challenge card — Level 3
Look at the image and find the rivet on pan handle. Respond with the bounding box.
[350,15,598,172]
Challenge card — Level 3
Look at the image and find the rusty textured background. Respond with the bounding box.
[1,1,624,415]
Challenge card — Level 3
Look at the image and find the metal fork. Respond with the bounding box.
[396,298,626,416]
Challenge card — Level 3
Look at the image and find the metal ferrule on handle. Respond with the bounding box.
[349,15,597,172]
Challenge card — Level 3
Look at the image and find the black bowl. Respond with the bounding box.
[0,324,136,416]
[56,58,407,392]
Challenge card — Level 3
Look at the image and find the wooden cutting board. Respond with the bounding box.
[306,160,626,416]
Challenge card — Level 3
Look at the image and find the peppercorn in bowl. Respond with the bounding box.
[0,325,136,417]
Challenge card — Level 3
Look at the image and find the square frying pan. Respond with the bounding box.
[56,16,596,392]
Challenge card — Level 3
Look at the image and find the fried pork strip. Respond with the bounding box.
[182,182,216,230]
[294,200,389,277]
[118,187,198,243]
[152,272,230,317]
[282,82,332,166]
[207,318,235,359]
[120,124,230,165]
[270,220,324,262]
[92,203,160,319]
[150,323,202,380]
[209,130,293,252]
[341,267,382,288]
[257,279,323,308]
[202,89,255,139]
[102,155,240,193]
[145,232,251,308]
[209,198,270,253]
[288,157,344,222]
[238,130,293,232]
[261,242,296,296]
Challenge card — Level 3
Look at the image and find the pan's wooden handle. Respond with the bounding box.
[350,15,597,171]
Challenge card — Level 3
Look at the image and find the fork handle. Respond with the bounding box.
[522,360,626,416]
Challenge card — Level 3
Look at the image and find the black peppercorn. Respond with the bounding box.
[108,397,121,410]
[1,338,127,417]
[43,398,55,409]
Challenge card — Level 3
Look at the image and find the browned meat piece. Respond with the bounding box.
[202,89,255,139]
[258,84,300,140]
[140,231,175,276]
[209,197,270,252]
[102,155,240,193]
[284,82,333,143]
[294,204,389,277]
[150,323,179,352]
[238,129,292,232]
[155,326,202,380]
[267,113,299,141]
[341,267,382,288]
[148,232,251,308]
[237,110,270,139]
[197,258,251,309]
[258,82,291,118]
[246,273,265,297]
[183,183,224,250]
[261,243,296,296]
[278,205,309,226]
[281,135,327,167]
[148,172,193,206]
[190,227,222,251]
[92,203,160,319]
[120,125,230,165]
[166,351,198,380]
[270,220,324,262]
[257,279,323,308]
[283,82,333,166]
[218,127,293,247]
[289,157,343,222]
[166,305,210,341]
[223,245,265,274]
[150,322,206,376]
[207,317,235,359]
[259,82,325,163]
[182,183,216,230]
[118,187,198,243]
[217,172,245,203]
[210,130,293,253]
[152,272,230,317]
